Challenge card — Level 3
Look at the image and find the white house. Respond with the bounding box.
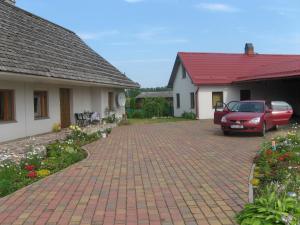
[168,43,300,120]
[0,0,138,142]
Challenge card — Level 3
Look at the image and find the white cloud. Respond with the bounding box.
[124,0,144,3]
[195,3,239,13]
[78,30,119,41]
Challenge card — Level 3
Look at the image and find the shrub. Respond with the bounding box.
[182,112,196,120]
[52,123,61,132]
[236,185,300,225]
[132,110,145,119]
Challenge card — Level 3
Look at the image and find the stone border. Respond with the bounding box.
[248,163,256,203]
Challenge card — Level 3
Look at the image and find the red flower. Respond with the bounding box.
[27,171,37,179]
[278,156,285,161]
[25,165,35,171]
[266,150,273,156]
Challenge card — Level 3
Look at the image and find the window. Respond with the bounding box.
[108,92,114,111]
[34,91,48,119]
[0,90,15,122]
[182,66,186,79]
[240,90,251,101]
[212,92,223,109]
[176,93,180,108]
[271,101,292,112]
[190,92,195,109]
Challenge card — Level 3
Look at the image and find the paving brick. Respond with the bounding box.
[0,121,268,225]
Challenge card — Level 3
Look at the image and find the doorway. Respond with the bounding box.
[60,88,71,128]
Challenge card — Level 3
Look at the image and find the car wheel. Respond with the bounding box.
[223,131,230,136]
[259,123,266,137]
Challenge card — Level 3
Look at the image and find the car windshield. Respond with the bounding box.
[229,102,264,113]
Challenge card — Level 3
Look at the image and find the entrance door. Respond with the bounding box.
[60,88,71,128]
[240,90,251,101]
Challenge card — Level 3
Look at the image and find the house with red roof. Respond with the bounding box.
[168,43,300,119]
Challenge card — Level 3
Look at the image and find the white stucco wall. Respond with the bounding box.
[0,79,126,142]
[197,85,239,119]
[197,81,300,119]
[0,81,60,142]
[173,64,197,117]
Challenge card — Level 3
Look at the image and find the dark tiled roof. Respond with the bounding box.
[0,1,139,88]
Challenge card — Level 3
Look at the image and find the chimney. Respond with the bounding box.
[4,0,15,5]
[245,43,254,55]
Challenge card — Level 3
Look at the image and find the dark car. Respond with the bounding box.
[214,100,293,136]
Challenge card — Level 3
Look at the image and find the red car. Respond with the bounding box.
[214,100,293,136]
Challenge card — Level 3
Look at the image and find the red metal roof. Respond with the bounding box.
[177,52,300,85]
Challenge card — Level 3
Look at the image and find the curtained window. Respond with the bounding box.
[0,90,15,122]
[34,91,48,119]
[212,92,223,109]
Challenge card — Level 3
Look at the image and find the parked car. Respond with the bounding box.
[214,100,293,136]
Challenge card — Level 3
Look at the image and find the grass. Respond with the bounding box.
[126,117,193,125]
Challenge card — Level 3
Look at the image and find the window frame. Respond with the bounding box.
[190,92,195,109]
[0,89,15,123]
[34,91,49,120]
[176,93,180,108]
[212,92,224,109]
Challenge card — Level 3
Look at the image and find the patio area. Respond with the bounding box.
[0,120,271,225]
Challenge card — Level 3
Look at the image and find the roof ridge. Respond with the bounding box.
[1,0,75,34]
[178,52,300,57]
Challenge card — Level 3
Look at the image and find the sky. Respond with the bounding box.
[17,0,300,88]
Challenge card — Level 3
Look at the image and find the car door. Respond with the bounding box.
[214,101,240,124]
[271,101,293,125]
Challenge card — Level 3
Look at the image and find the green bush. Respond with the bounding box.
[236,185,300,225]
[182,112,196,120]
[131,110,145,119]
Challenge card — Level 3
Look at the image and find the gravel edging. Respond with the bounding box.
[248,163,256,203]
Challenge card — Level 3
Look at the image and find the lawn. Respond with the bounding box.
[126,117,193,125]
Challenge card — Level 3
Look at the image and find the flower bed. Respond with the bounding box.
[236,129,300,224]
[0,125,107,198]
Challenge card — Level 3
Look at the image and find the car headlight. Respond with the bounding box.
[249,117,261,125]
[221,116,227,123]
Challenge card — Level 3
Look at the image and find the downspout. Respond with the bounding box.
[195,86,200,120]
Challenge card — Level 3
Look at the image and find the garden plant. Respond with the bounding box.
[0,125,104,197]
[236,125,300,225]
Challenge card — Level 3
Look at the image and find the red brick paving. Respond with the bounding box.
[0,121,267,225]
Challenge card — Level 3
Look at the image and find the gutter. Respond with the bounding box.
[0,71,139,89]
[195,86,200,119]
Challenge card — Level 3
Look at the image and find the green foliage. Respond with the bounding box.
[126,88,141,98]
[236,185,300,225]
[128,97,172,119]
[238,128,300,225]
[0,128,100,197]
[182,112,196,120]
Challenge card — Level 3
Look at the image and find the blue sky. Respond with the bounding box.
[17,0,300,88]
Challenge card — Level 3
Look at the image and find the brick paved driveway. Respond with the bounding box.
[0,121,268,225]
